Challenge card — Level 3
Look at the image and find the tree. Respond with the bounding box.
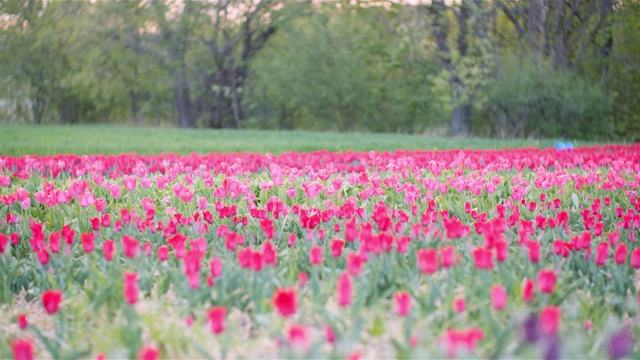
[426,0,495,137]
[63,1,170,125]
[249,1,443,133]
[1,0,73,124]
[488,0,634,139]
[195,0,284,129]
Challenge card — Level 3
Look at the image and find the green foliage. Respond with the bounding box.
[243,3,446,133]
[0,0,639,140]
[479,66,613,140]
[599,0,640,140]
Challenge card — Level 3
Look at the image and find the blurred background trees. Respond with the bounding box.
[0,0,638,140]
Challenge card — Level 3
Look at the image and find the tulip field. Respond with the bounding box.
[1,143,639,359]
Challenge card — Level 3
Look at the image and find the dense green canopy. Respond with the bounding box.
[1,0,638,140]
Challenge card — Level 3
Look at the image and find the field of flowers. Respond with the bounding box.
[1,145,639,359]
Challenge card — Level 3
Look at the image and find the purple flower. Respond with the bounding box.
[542,336,561,360]
[608,327,635,360]
[522,314,539,343]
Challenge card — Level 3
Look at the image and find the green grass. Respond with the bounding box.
[0,124,601,156]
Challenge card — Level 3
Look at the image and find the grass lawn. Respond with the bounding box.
[0,124,602,156]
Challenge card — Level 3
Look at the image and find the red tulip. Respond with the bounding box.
[48,232,61,254]
[443,328,484,358]
[237,247,252,268]
[191,237,208,253]
[42,290,63,315]
[123,272,138,305]
[538,269,557,294]
[346,252,365,276]
[309,246,323,265]
[90,218,100,231]
[473,247,494,270]
[453,297,466,313]
[250,250,263,272]
[491,285,507,310]
[495,240,508,262]
[138,346,159,360]
[337,272,352,307]
[527,241,540,263]
[81,232,95,253]
[522,278,535,302]
[157,245,169,261]
[0,233,7,254]
[272,288,297,318]
[394,291,412,316]
[287,324,309,349]
[594,222,604,236]
[595,241,609,266]
[330,238,345,258]
[11,338,34,360]
[183,249,203,277]
[440,246,456,268]
[396,236,410,253]
[631,248,640,269]
[18,314,28,329]
[122,235,139,258]
[614,243,627,264]
[103,240,115,261]
[259,218,275,239]
[36,249,49,265]
[207,306,226,334]
[346,350,361,360]
[298,272,309,288]
[209,258,223,277]
[124,176,137,192]
[94,198,107,212]
[416,248,438,274]
[540,306,561,336]
[288,233,297,247]
[443,216,470,239]
[262,241,278,266]
[325,325,336,344]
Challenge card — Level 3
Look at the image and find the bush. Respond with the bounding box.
[478,68,613,140]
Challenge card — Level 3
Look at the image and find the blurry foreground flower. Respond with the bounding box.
[207,306,226,334]
[394,291,412,316]
[42,290,63,315]
[522,314,539,343]
[11,338,34,360]
[17,314,28,329]
[272,288,298,318]
[287,324,309,350]
[138,346,160,360]
[608,327,635,360]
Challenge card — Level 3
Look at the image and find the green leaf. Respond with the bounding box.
[370,315,385,337]
[572,193,580,208]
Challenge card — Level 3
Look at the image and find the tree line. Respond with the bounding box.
[1,0,639,140]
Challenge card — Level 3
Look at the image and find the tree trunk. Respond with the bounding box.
[551,1,569,72]
[31,88,46,125]
[131,90,140,126]
[230,69,242,129]
[451,106,471,137]
[213,92,225,128]
[173,64,193,129]
[528,0,546,63]
[58,95,80,124]
[430,1,473,138]
[599,0,614,58]
[451,77,471,137]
